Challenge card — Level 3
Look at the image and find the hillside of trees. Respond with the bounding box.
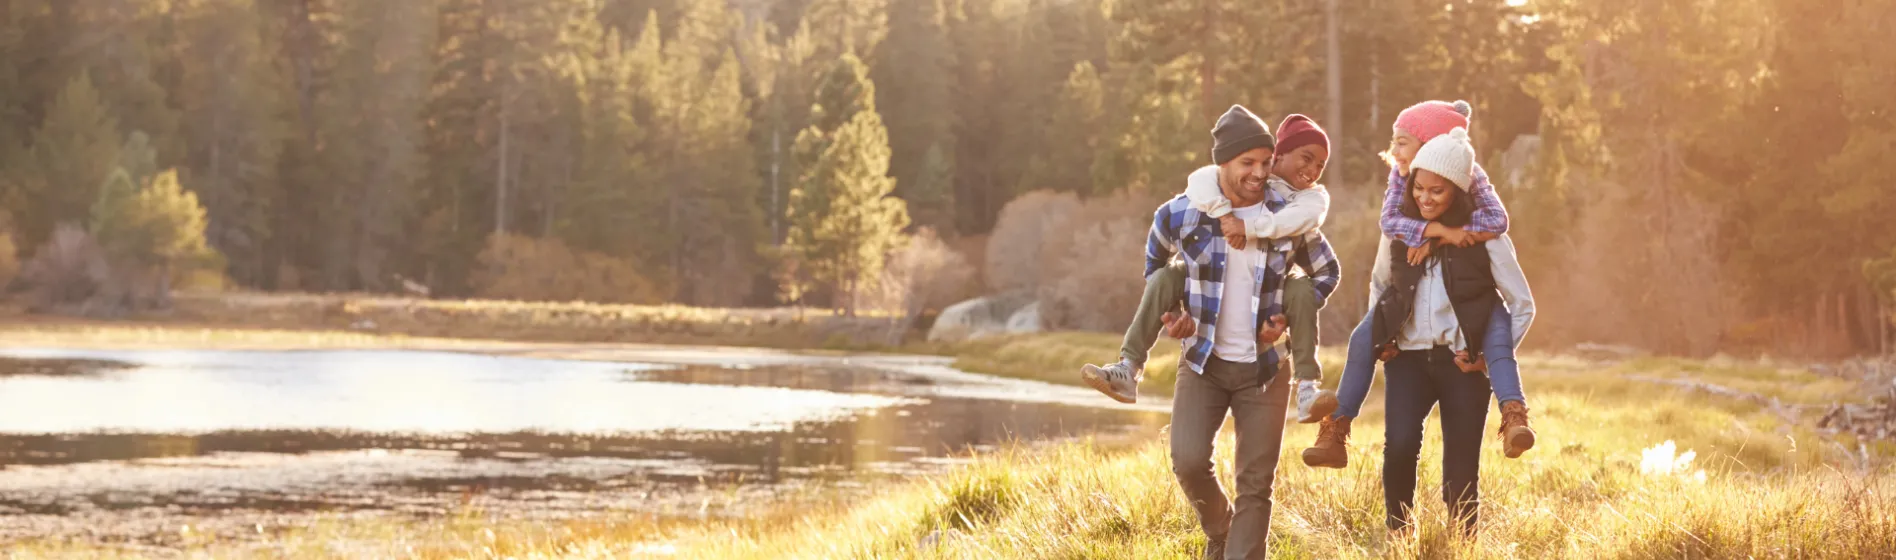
[0,0,1889,356]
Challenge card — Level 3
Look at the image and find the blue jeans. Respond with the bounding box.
[1333,305,1524,419]
[1382,347,1489,533]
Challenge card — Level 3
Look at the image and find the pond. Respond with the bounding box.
[0,348,1167,544]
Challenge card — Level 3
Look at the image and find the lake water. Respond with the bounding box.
[0,348,1166,543]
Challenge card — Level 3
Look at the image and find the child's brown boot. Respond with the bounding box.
[1500,400,1536,458]
[1301,415,1351,468]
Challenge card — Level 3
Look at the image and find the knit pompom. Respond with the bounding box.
[1452,100,1473,118]
[1449,127,1470,141]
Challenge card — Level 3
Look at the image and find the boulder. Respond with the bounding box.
[1005,301,1042,333]
[928,292,1036,342]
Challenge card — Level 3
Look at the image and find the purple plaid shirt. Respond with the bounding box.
[1381,162,1509,247]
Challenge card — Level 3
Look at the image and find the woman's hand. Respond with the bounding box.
[1256,314,1288,345]
[1406,243,1433,265]
[1161,311,1198,339]
[1377,345,1399,361]
[1453,351,1487,373]
[1219,215,1247,250]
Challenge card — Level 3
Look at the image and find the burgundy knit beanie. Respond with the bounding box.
[1273,114,1330,163]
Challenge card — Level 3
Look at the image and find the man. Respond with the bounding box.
[1145,105,1340,559]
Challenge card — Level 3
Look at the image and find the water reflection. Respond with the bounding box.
[0,349,909,434]
[0,350,1165,491]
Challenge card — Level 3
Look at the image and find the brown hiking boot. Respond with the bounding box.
[1302,415,1351,468]
[1500,401,1536,458]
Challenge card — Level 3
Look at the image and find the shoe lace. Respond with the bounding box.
[1501,406,1530,433]
[1318,419,1349,446]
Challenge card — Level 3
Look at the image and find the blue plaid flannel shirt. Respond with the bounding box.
[1145,179,1341,375]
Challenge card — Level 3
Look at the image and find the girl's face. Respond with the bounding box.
[1387,130,1422,175]
[1412,170,1458,221]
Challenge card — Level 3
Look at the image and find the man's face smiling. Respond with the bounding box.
[1218,147,1272,207]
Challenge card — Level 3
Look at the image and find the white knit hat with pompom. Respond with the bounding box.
[1410,127,1476,191]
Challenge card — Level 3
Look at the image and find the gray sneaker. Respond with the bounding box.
[1080,359,1141,404]
[1295,379,1339,423]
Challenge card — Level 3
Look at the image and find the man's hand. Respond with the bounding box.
[1219,215,1247,250]
[1453,351,1487,374]
[1406,243,1433,266]
[1162,311,1198,339]
[1256,314,1288,345]
[1378,345,1400,361]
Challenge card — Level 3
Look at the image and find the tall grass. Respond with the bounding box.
[649,356,1893,559]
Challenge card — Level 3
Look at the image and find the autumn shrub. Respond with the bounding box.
[1033,191,1154,331]
[18,223,111,312]
[984,191,1081,294]
[471,233,663,304]
[0,228,17,292]
[856,228,976,343]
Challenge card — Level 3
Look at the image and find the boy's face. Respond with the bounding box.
[1412,170,1458,221]
[1218,147,1273,207]
[1388,130,1422,175]
[1273,144,1328,190]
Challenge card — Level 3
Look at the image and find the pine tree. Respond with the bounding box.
[786,53,910,314]
[318,0,434,290]
[638,0,767,306]
[14,74,121,250]
[176,0,287,286]
[874,0,955,232]
[91,168,219,306]
[67,1,183,167]
[906,142,955,237]
[800,0,887,61]
[1020,60,1104,194]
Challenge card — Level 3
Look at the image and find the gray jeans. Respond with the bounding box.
[1170,355,1292,559]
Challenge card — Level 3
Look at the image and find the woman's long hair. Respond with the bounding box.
[1397,171,1476,228]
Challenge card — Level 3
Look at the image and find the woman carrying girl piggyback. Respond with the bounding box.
[1304,101,1537,472]
[1331,125,1537,536]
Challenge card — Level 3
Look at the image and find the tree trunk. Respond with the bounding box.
[1325,0,1344,187]
[496,87,511,236]
[1198,0,1217,124]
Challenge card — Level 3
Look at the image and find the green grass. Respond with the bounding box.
[5,323,1889,558]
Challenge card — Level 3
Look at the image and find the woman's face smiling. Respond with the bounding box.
[1412,170,1457,221]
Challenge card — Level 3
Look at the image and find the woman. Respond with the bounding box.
[1363,127,1535,536]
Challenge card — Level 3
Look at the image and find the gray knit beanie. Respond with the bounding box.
[1211,105,1275,165]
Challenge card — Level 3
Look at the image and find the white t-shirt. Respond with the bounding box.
[1212,203,1265,362]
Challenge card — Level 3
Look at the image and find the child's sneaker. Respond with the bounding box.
[1301,415,1351,468]
[1500,401,1536,458]
[1294,379,1338,423]
[1080,359,1141,404]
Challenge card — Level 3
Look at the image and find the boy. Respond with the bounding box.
[1082,112,1342,424]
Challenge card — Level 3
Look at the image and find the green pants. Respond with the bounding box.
[1119,262,1322,382]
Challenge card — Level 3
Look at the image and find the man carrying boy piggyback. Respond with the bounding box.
[1092,104,1340,559]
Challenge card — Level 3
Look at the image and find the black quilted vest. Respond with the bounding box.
[1369,239,1501,359]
